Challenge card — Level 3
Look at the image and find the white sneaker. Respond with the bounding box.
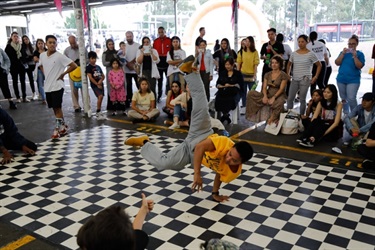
[96,112,106,120]
[16,98,21,103]
[32,93,38,100]
[240,107,246,115]
[168,123,180,129]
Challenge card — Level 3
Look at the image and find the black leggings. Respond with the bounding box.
[10,66,26,99]
[310,61,326,96]
[0,71,13,99]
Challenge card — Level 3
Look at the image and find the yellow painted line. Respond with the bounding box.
[0,235,35,250]
[110,118,362,162]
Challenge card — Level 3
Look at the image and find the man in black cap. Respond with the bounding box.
[343,92,375,145]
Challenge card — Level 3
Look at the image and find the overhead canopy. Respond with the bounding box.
[0,0,158,16]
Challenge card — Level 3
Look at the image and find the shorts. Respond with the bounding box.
[90,83,104,97]
[46,88,64,109]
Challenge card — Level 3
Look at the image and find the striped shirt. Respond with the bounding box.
[290,51,318,80]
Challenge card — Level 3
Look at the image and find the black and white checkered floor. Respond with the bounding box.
[0,125,374,249]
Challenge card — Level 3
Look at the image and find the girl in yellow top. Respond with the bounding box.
[237,36,260,111]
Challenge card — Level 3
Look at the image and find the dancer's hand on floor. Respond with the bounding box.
[192,173,203,192]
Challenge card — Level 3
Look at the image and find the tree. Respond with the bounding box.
[64,9,108,30]
[64,13,76,29]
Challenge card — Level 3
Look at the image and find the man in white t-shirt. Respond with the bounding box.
[39,35,77,139]
[124,31,141,108]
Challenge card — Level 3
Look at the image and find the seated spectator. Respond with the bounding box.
[343,92,375,145]
[357,122,375,169]
[299,84,343,147]
[215,57,243,124]
[77,193,154,250]
[167,86,191,129]
[0,108,37,165]
[301,89,323,129]
[128,77,160,122]
[162,80,182,118]
[136,36,160,98]
[246,56,288,124]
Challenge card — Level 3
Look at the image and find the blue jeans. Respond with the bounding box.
[173,104,186,121]
[241,73,255,107]
[337,82,360,114]
[37,69,46,100]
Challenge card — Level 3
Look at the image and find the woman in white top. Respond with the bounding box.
[167,36,186,92]
[307,31,329,96]
[287,34,322,115]
[136,36,160,98]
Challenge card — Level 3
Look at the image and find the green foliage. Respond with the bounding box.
[64,9,107,30]
[64,13,76,29]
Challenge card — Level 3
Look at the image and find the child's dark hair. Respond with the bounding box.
[110,57,122,67]
[119,41,125,47]
[88,51,98,59]
[77,206,136,250]
[138,77,151,93]
[233,141,253,163]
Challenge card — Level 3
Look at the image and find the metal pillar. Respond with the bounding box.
[234,0,238,52]
[72,0,91,117]
[174,0,177,35]
[293,0,298,50]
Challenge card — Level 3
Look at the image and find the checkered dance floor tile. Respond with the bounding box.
[1,126,374,249]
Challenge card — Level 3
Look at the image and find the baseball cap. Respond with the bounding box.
[361,92,374,101]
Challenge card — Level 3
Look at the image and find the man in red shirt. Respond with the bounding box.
[153,27,171,103]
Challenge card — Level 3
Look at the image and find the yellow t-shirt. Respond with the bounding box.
[201,134,242,183]
[236,50,260,75]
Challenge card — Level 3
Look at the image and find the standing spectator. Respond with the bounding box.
[167,36,186,91]
[102,39,117,111]
[86,51,105,120]
[335,34,365,115]
[0,108,37,165]
[277,33,292,96]
[372,43,375,93]
[307,31,328,95]
[299,84,343,148]
[260,28,285,83]
[196,40,214,101]
[343,92,375,145]
[286,34,322,115]
[213,38,237,75]
[108,58,127,116]
[153,27,171,103]
[0,48,17,109]
[21,35,37,100]
[5,32,28,103]
[125,31,141,108]
[319,39,332,87]
[33,38,47,104]
[39,35,77,139]
[195,27,205,54]
[213,39,220,52]
[236,36,260,113]
[64,35,86,112]
[127,77,160,122]
[136,36,160,98]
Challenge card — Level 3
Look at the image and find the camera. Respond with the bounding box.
[143,45,151,53]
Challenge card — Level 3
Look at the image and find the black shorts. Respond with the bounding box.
[46,88,64,109]
[90,83,104,97]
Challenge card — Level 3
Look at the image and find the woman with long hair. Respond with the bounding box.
[334,34,365,115]
[102,39,117,111]
[237,36,260,111]
[33,38,47,104]
[299,84,343,147]
[213,38,237,75]
[136,36,160,98]
[215,57,243,124]
[5,32,28,103]
[166,36,186,92]
[21,35,37,100]
[286,34,322,115]
[162,80,182,118]
[307,31,328,95]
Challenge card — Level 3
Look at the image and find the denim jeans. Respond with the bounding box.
[173,104,186,121]
[287,77,311,115]
[337,82,360,114]
[37,69,46,100]
[241,73,255,107]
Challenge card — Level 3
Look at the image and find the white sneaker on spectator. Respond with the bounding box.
[32,93,38,100]
[240,107,246,115]
[168,123,180,129]
[96,112,106,120]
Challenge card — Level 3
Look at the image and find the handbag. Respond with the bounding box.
[281,110,302,135]
[264,112,286,135]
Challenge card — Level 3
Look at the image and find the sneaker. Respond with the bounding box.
[9,102,17,110]
[362,159,375,169]
[74,108,81,113]
[42,100,47,105]
[299,140,314,148]
[240,107,246,115]
[296,137,304,143]
[124,135,149,147]
[97,112,106,120]
[32,93,38,101]
[51,128,60,139]
[179,55,195,74]
[23,98,30,103]
[16,98,22,103]
[168,123,180,129]
[58,124,68,136]
[112,111,117,116]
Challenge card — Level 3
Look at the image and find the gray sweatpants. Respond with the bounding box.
[141,73,213,171]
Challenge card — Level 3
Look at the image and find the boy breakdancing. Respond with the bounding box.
[125,56,253,202]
